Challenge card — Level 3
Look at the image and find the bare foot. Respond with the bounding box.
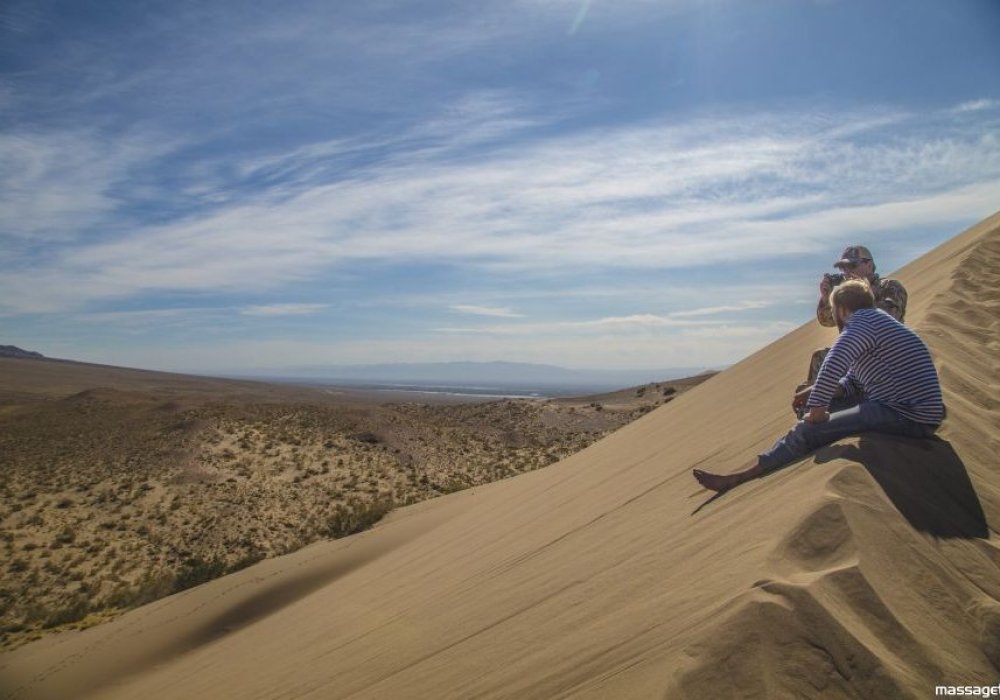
[693,464,763,493]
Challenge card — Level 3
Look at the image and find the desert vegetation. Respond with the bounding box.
[0,368,711,650]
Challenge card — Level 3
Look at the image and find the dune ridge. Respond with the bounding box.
[1,212,998,699]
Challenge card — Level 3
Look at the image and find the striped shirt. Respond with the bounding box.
[807,308,944,425]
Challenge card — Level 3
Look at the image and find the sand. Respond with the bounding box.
[1,212,998,699]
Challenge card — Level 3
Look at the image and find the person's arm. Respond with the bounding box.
[816,276,836,327]
[793,382,845,417]
[806,320,872,413]
[838,368,862,398]
[804,406,830,423]
[793,382,846,405]
[877,279,908,323]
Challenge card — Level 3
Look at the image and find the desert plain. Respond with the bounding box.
[0,211,998,698]
[0,350,708,656]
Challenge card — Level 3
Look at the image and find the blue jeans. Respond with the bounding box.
[759,397,938,473]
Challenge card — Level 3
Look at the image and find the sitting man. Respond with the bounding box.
[695,279,943,494]
[796,245,908,417]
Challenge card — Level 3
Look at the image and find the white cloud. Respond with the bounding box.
[953,99,999,113]
[669,301,770,318]
[564,314,718,329]
[0,130,175,241]
[7,3,998,374]
[241,303,328,316]
[450,304,525,318]
[78,308,212,323]
[3,101,1000,316]
[434,313,725,336]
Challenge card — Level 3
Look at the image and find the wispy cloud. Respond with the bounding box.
[5,0,998,373]
[564,314,719,329]
[72,308,215,331]
[4,99,998,316]
[450,304,525,318]
[434,311,740,336]
[0,129,177,242]
[953,98,999,113]
[669,301,770,318]
[241,303,328,316]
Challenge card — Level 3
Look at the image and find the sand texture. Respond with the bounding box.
[2,212,999,699]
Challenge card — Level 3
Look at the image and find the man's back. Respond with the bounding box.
[810,308,943,425]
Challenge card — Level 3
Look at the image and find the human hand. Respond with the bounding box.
[820,273,844,298]
[792,386,812,412]
[803,407,829,424]
[819,275,833,297]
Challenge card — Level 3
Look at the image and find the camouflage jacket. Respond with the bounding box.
[817,275,908,327]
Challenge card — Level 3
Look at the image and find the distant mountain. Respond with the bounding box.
[0,345,44,359]
[239,361,713,391]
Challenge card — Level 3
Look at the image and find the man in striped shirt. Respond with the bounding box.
[694,279,944,493]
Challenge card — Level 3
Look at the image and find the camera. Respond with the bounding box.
[823,272,845,287]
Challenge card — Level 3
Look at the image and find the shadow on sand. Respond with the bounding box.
[815,435,989,539]
[693,435,989,539]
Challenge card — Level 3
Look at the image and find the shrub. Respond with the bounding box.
[228,552,265,573]
[54,527,75,545]
[326,497,394,539]
[101,572,174,609]
[351,432,380,445]
[173,557,226,593]
[438,477,471,494]
[42,597,89,629]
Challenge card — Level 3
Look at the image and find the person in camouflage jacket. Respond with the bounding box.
[795,245,908,416]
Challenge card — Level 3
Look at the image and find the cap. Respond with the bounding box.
[834,245,873,268]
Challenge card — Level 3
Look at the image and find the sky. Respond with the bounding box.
[2,0,999,375]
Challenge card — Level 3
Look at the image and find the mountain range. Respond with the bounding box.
[0,345,44,359]
[237,361,713,391]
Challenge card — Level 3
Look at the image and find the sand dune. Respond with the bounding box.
[2,212,999,699]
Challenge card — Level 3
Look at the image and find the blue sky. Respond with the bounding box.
[2,0,999,374]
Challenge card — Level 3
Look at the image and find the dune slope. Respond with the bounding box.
[2,212,999,699]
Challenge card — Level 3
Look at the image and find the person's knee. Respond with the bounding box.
[785,423,814,453]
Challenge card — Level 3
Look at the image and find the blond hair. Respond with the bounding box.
[830,278,875,315]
